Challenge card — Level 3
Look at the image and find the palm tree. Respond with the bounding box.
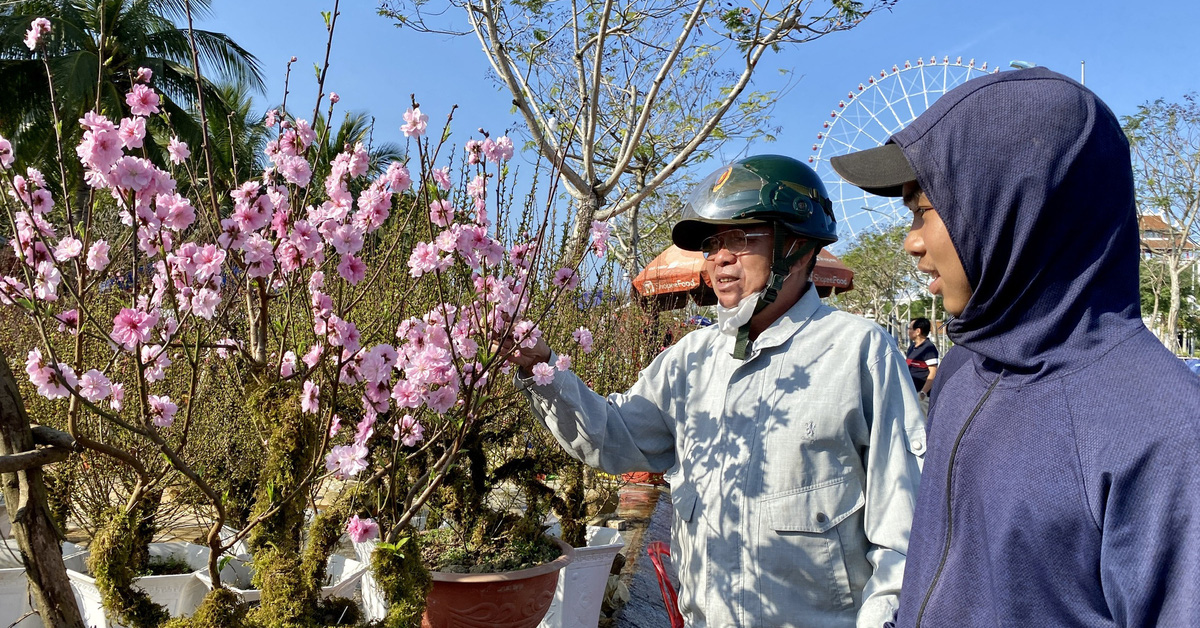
[0,0,265,189]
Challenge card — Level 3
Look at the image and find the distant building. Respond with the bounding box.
[1139,214,1198,258]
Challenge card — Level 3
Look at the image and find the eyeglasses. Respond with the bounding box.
[700,229,770,259]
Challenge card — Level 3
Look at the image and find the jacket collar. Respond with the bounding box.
[725,283,819,358]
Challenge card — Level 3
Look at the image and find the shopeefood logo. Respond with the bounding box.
[712,167,733,193]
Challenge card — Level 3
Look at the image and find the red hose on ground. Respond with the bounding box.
[647,540,685,628]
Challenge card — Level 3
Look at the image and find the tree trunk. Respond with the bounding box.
[568,192,603,263]
[0,349,87,628]
[1167,264,1182,353]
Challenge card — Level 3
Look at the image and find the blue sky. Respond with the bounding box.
[213,0,1200,210]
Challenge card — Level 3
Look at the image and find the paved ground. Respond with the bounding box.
[611,485,677,628]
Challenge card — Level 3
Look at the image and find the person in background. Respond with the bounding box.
[507,155,926,627]
[832,67,1200,627]
[904,318,938,407]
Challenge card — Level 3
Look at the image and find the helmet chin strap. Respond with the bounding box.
[732,231,818,360]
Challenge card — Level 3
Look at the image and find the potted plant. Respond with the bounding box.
[0,8,644,626]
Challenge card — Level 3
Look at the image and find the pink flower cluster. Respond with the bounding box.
[25,18,50,51]
[345,514,378,543]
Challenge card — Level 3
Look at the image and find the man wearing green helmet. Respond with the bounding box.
[510,155,926,627]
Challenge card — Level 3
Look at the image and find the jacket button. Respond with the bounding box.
[816,512,828,523]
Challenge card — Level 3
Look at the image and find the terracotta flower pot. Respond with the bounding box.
[421,537,574,628]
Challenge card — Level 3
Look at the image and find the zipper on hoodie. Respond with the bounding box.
[914,374,1002,628]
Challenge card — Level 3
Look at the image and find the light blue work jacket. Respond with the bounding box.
[519,287,926,627]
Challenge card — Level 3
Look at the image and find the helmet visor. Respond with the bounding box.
[682,164,769,222]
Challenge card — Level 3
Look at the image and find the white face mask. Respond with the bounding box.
[712,239,800,337]
[716,289,764,336]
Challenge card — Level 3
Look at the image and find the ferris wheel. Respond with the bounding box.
[811,56,999,244]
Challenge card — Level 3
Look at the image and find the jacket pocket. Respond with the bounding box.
[758,475,866,615]
[668,481,703,617]
[765,475,865,533]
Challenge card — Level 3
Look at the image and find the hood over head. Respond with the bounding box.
[893,68,1142,378]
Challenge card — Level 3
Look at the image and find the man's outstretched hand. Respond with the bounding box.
[497,335,552,376]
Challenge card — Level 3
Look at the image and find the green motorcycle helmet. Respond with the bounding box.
[672,154,838,251]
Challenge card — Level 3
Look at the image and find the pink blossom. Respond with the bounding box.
[354,412,376,447]
[493,136,514,162]
[301,380,320,414]
[276,154,312,187]
[429,199,454,227]
[86,240,110,271]
[295,119,316,149]
[552,267,580,290]
[78,369,112,403]
[33,261,61,301]
[555,354,572,371]
[76,128,122,173]
[432,166,451,190]
[329,92,340,104]
[327,316,361,353]
[0,136,13,169]
[465,139,483,165]
[384,162,411,192]
[324,443,368,479]
[327,223,364,255]
[303,344,323,369]
[167,137,190,164]
[348,143,369,177]
[24,18,50,51]
[407,242,441,278]
[109,382,125,410]
[140,344,171,382]
[280,351,298,378]
[148,395,177,427]
[79,112,115,133]
[391,380,423,409]
[193,244,225,281]
[264,109,278,128]
[135,67,152,83]
[345,515,378,544]
[531,362,555,386]
[158,193,196,231]
[111,156,155,191]
[191,288,220,320]
[111,308,157,351]
[467,174,486,200]
[125,84,160,116]
[401,107,428,138]
[337,254,366,284]
[590,220,611,257]
[513,320,541,349]
[118,117,146,149]
[394,414,425,447]
[425,385,457,414]
[573,326,594,353]
[55,309,78,334]
[329,414,342,437]
[54,237,83,261]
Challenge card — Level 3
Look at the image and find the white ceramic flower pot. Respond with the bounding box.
[538,526,625,628]
[0,540,86,628]
[194,553,366,607]
[65,542,214,628]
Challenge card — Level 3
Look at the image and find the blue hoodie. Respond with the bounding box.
[889,68,1200,627]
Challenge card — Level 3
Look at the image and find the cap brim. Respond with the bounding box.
[829,144,915,198]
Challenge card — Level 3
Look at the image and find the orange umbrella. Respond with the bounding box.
[633,245,854,308]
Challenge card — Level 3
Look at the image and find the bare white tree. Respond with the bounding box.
[379,0,895,260]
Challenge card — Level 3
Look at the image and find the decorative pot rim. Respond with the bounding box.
[430,536,573,583]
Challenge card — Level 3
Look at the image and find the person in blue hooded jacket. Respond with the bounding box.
[831,67,1200,627]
